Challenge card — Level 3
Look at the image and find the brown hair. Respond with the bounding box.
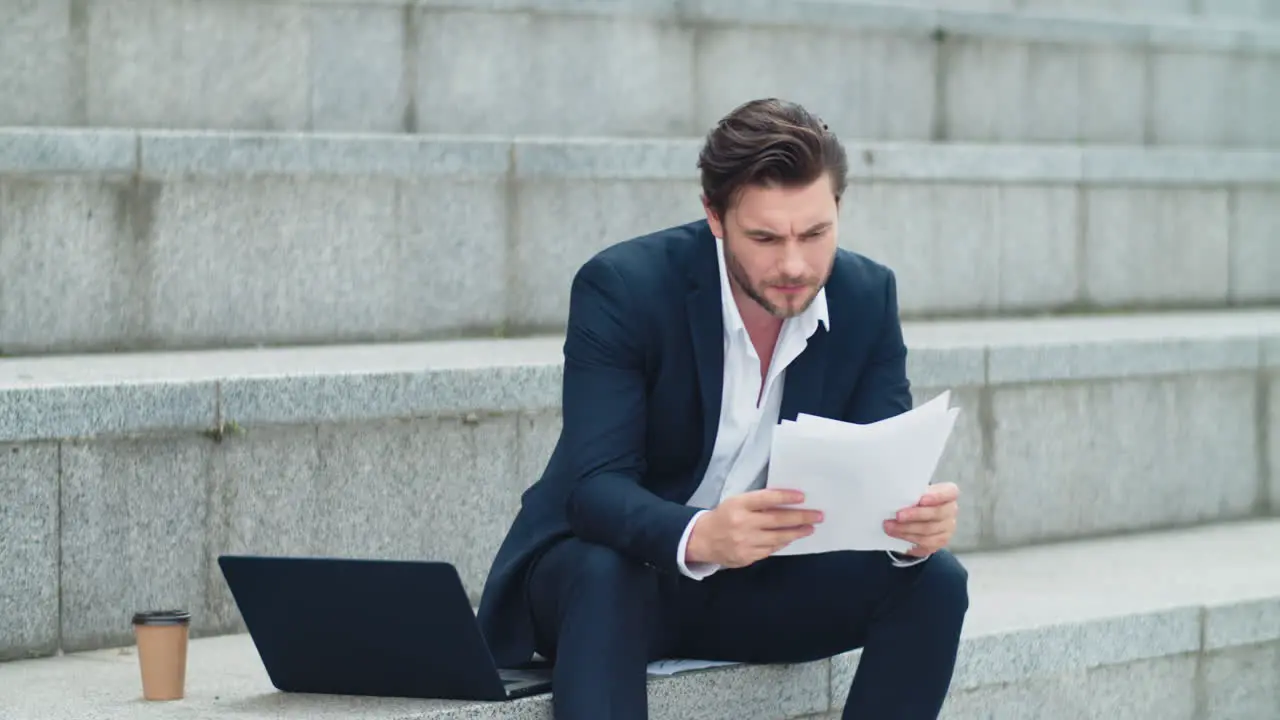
[697,98,848,220]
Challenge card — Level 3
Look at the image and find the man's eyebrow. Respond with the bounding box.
[742,221,831,238]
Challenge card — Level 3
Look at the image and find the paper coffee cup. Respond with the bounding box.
[132,610,191,701]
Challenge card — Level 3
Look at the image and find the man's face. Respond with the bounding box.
[705,174,839,319]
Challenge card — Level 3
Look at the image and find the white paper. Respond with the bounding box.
[765,391,960,555]
[646,659,741,676]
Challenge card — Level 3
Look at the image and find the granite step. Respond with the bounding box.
[1,309,1277,661]
[2,520,1278,719]
[2,128,1278,355]
[847,0,1280,25]
[3,0,1278,147]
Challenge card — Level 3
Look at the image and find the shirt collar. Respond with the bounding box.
[714,236,829,338]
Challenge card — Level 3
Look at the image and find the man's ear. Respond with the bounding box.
[701,195,726,238]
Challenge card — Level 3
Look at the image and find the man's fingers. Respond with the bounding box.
[761,525,816,545]
[756,507,824,529]
[747,525,815,551]
[888,516,955,533]
[893,483,960,516]
[894,500,958,524]
[885,519,952,543]
[737,488,806,511]
[917,482,960,506]
[894,505,944,523]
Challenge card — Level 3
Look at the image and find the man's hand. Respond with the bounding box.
[685,489,821,568]
[885,482,960,558]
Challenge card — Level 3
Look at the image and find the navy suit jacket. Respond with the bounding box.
[476,219,913,668]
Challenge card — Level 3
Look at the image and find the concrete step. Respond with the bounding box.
[2,0,1278,147]
[862,0,1280,25]
[2,309,1277,662]
[1,520,1278,719]
[2,129,1278,356]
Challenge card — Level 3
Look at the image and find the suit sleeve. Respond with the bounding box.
[842,267,913,425]
[561,255,701,573]
[843,268,931,568]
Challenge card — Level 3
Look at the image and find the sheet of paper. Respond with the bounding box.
[646,659,741,676]
[766,391,959,556]
[795,390,952,431]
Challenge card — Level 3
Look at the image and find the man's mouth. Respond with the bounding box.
[772,283,809,295]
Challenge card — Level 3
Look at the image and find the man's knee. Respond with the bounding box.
[558,540,655,603]
[918,550,969,616]
[529,540,660,662]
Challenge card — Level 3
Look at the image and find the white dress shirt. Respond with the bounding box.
[674,237,926,578]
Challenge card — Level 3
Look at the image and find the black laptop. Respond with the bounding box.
[217,555,552,701]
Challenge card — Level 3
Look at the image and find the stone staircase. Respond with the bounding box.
[3,0,1280,145]
[1,129,1276,353]
[4,521,1280,719]
[1,0,1278,718]
[846,0,1280,24]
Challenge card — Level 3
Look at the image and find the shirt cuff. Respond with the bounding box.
[676,510,721,580]
[887,550,929,568]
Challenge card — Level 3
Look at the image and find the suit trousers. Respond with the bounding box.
[526,537,970,719]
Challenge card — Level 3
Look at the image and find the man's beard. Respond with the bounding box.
[723,243,825,319]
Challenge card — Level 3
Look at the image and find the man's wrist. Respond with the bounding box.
[677,511,720,579]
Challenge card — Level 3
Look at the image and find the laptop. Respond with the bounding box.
[217,555,552,701]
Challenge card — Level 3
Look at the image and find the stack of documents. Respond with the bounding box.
[766,391,960,556]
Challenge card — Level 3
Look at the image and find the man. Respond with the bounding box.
[476,98,968,719]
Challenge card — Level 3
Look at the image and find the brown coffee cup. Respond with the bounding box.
[132,610,191,701]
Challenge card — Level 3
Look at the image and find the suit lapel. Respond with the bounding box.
[686,227,725,487]
[779,324,830,422]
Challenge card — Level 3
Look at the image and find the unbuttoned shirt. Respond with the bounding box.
[675,237,926,578]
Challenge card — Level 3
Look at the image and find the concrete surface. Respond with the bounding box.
[1,520,1278,719]
[2,309,1275,441]
[0,443,59,662]
[1,0,1278,145]
[814,0,1280,23]
[0,310,1276,657]
[2,130,1278,354]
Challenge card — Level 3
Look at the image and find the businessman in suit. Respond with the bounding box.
[476,98,968,719]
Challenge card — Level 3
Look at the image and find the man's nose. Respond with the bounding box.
[779,240,808,278]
